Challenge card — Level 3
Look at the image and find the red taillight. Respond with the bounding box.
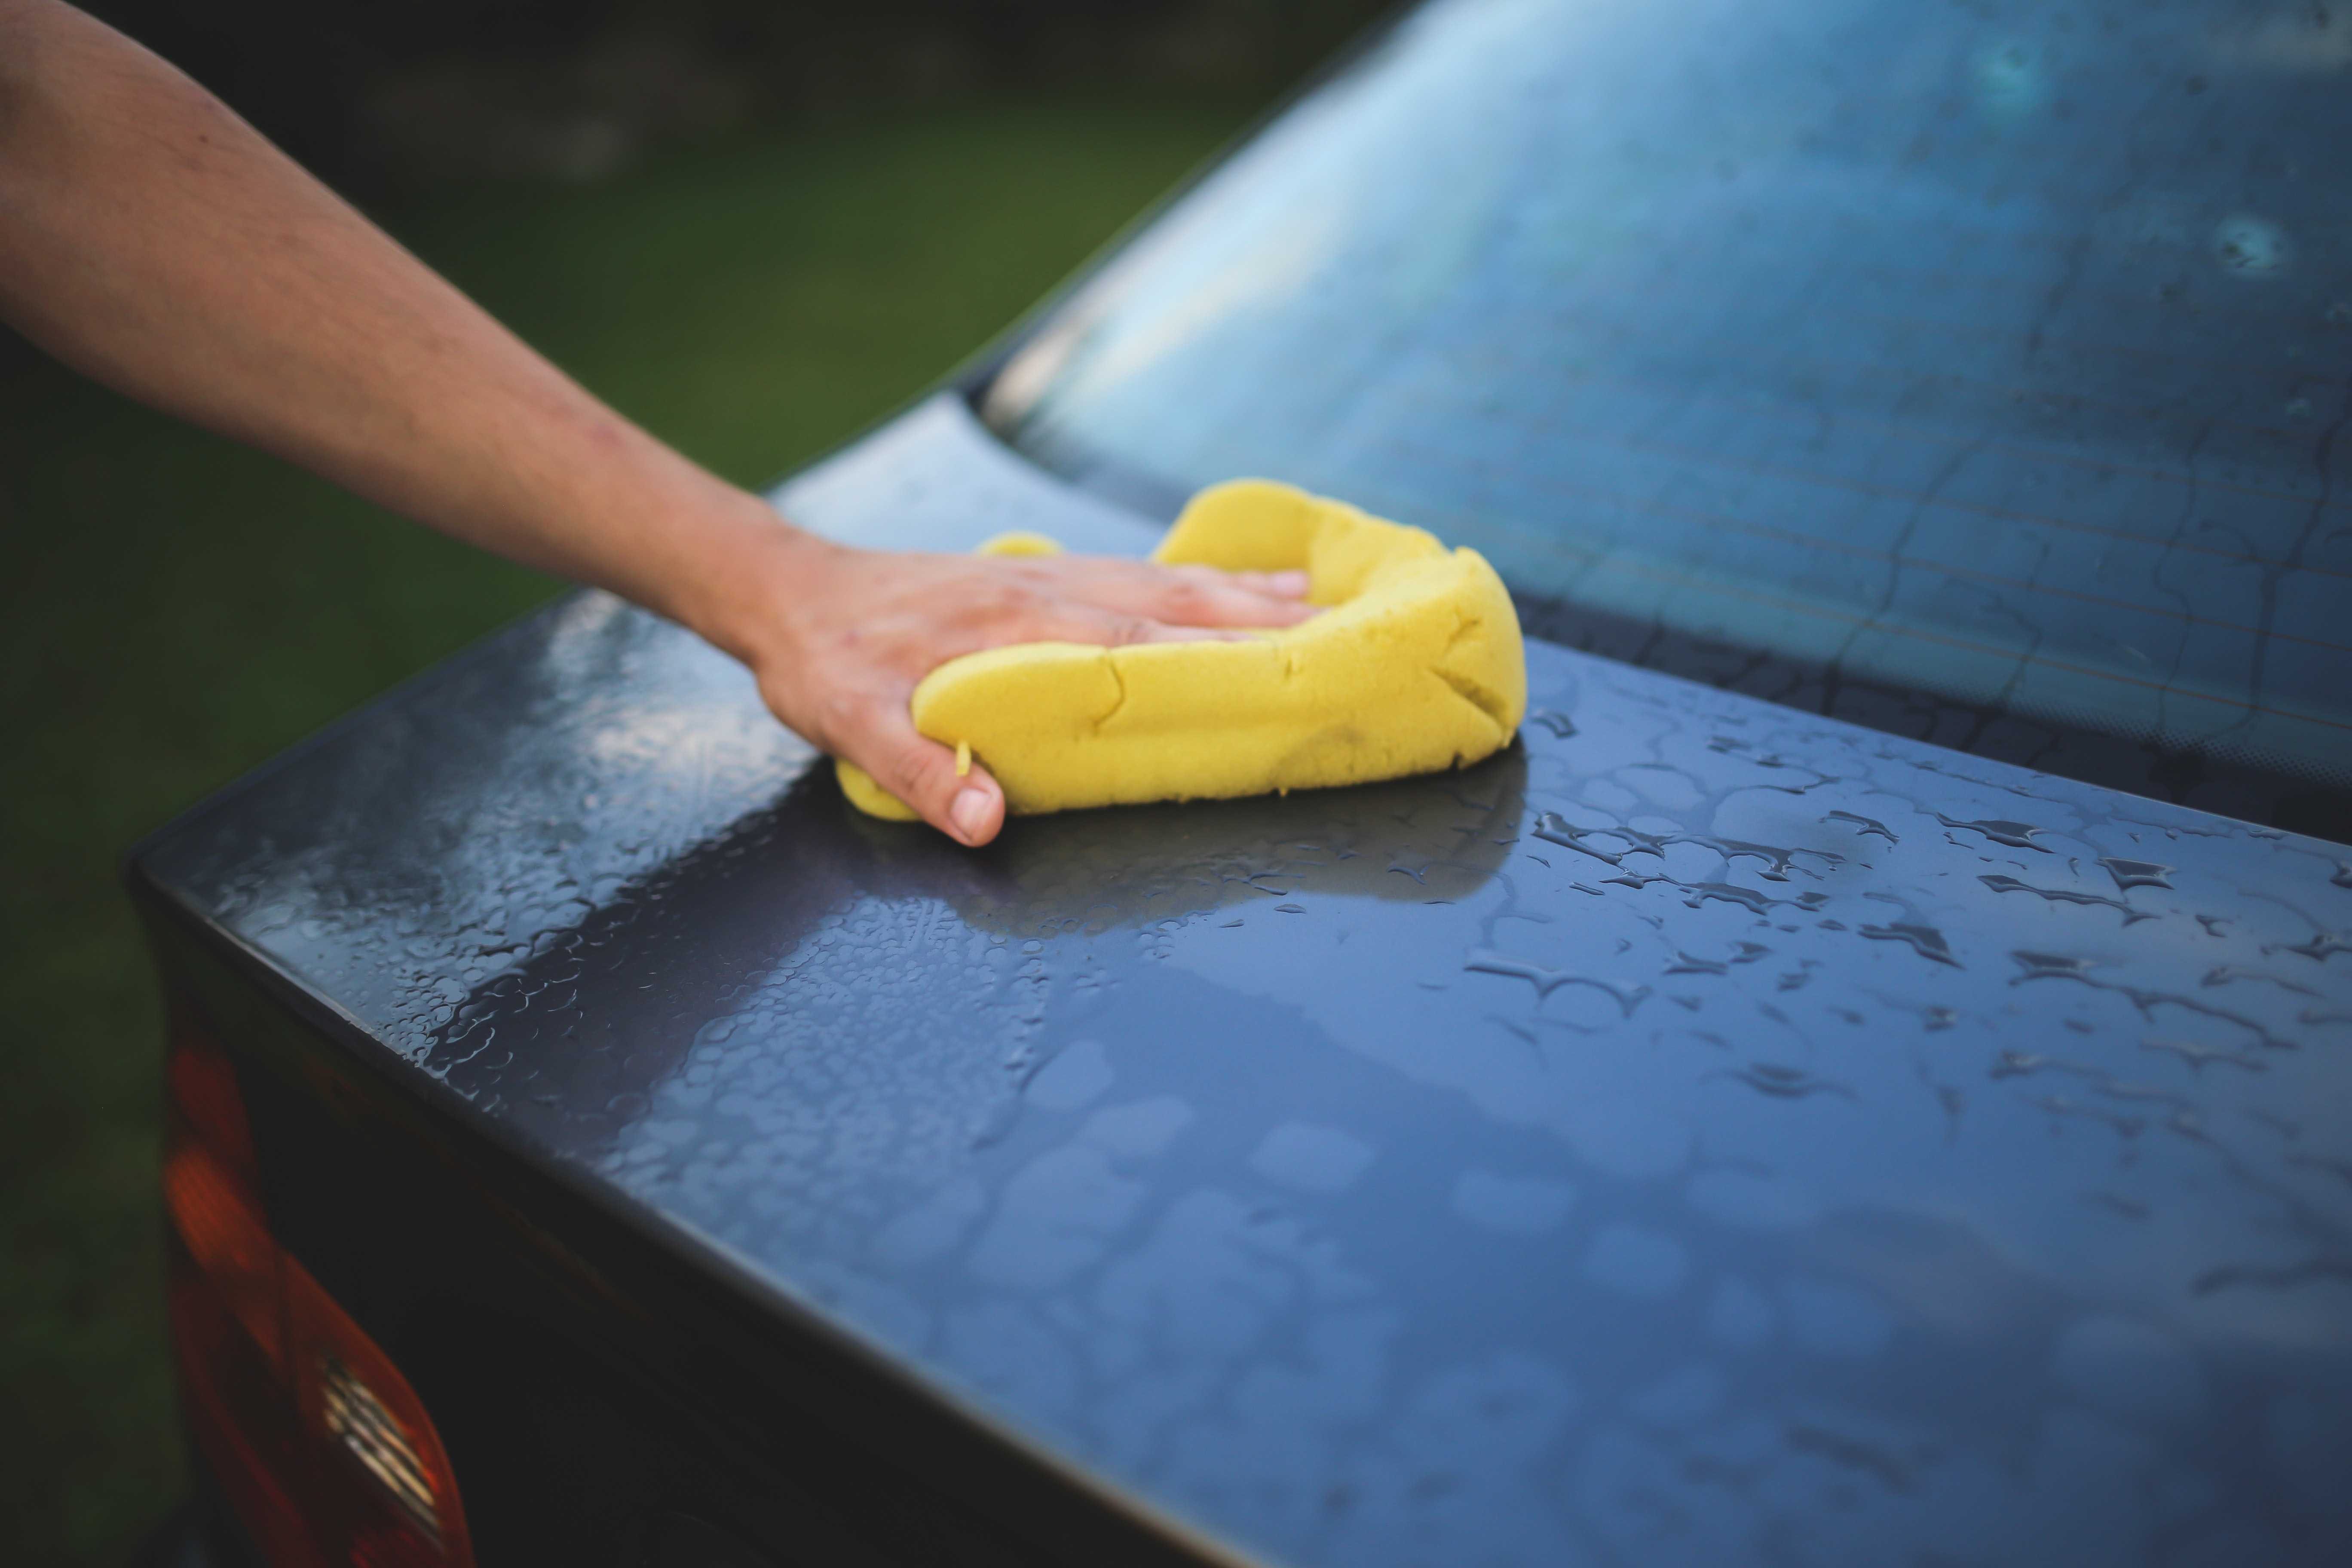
[164,1017,475,1568]
[166,1136,286,1370]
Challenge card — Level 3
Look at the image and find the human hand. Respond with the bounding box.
[725,531,1317,846]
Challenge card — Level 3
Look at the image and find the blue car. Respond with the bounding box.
[137,1,2352,1565]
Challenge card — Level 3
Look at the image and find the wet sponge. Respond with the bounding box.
[837,479,1526,821]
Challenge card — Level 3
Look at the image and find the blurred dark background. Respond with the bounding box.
[75,0,1388,189]
[0,4,1388,1563]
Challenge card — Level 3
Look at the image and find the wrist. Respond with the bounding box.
[674,495,845,674]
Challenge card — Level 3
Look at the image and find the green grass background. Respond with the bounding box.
[0,94,1250,1566]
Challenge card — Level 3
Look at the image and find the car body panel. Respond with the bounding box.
[134,392,2352,1567]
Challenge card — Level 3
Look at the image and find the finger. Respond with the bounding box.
[1057,562,1321,630]
[1150,564,1323,625]
[844,704,1006,846]
[959,597,1252,650]
[1193,567,1312,599]
[1068,608,1265,647]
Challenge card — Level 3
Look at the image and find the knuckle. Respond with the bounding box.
[978,583,1039,628]
[887,740,949,797]
[818,689,871,736]
[1159,581,1213,618]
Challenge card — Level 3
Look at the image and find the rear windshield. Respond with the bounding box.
[987,0,2352,821]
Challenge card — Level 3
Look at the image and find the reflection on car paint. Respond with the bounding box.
[995,0,2352,833]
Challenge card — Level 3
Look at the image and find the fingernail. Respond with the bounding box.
[950,787,992,842]
[1269,570,1311,594]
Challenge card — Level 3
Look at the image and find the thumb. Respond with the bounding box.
[843,717,1005,846]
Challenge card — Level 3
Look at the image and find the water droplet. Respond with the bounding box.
[1530,710,1577,739]
[2201,965,2316,996]
[1980,873,2153,924]
[1935,814,2048,850]
[1682,882,1777,915]
[1785,1424,1911,1489]
[2142,1037,2266,1073]
[2213,214,2291,278]
[2012,949,2097,980]
[1716,1062,1856,1101]
[2034,1094,2146,1138]
[2098,856,2174,891]
[1824,809,1897,844]
[1991,1049,2099,1080]
[1533,812,1625,865]
[1859,922,1961,967]
[1464,948,1650,1016]
[2266,929,2352,963]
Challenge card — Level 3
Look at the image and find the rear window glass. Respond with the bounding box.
[987,0,2352,815]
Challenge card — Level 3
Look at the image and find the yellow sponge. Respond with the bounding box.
[837,479,1526,821]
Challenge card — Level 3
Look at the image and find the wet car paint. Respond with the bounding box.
[136,396,2352,1566]
[989,0,2352,835]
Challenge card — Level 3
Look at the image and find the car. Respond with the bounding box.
[133,0,2352,1564]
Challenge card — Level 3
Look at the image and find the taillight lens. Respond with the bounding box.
[163,1015,475,1568]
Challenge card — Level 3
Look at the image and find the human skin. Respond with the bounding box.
[0,0,1314,845]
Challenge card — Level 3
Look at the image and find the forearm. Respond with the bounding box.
[0,0,802,649]
[0,1,1319,847]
